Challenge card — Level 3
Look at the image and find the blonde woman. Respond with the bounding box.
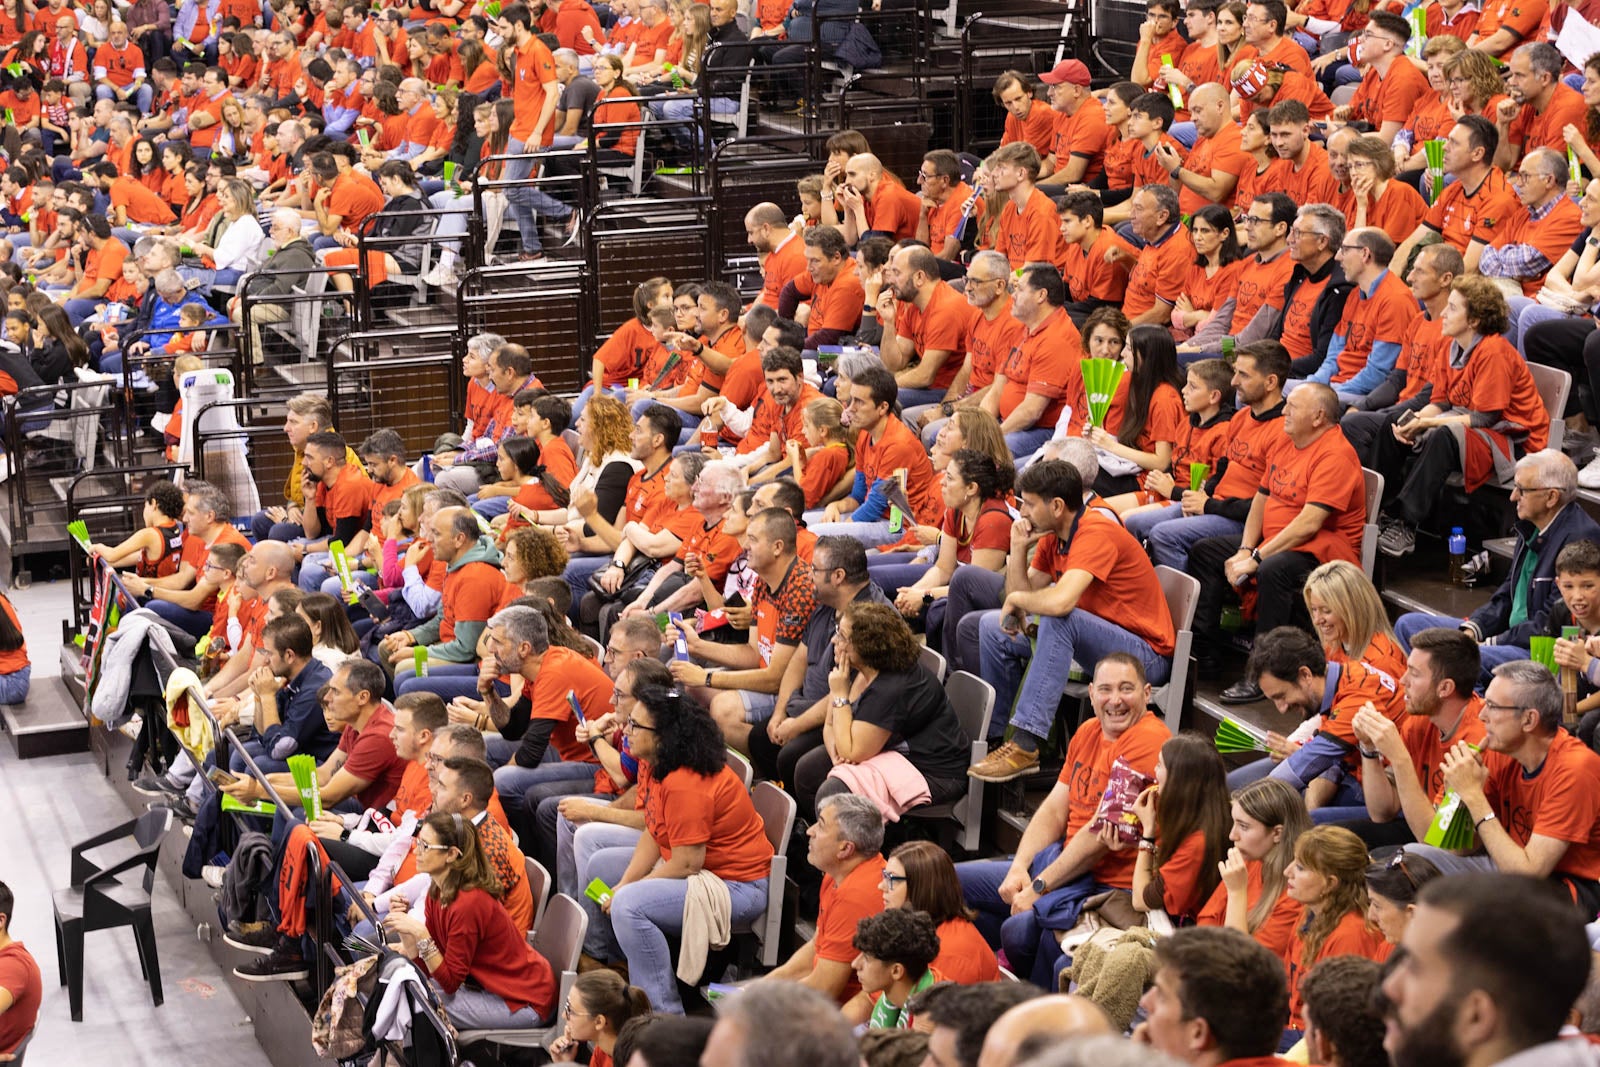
[1203,777,1309,960]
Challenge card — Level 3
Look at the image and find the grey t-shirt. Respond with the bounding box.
[785,581,887,718]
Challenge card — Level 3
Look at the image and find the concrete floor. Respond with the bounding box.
[4,581,273,1067]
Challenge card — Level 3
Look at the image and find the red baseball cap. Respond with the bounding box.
[1039,59,1092,87]
[1231,62,1271,99]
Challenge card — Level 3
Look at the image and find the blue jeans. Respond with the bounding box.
[394,662,479,700]
[96,83,155,112]
[584,844,768,1013]
[1395,611,1525,688]
[471,494,512,520]
[1146,512,1245,571]
[504,138,541,254]
[896,386,947,410]
[436,982,546,1029]
[957,842,1112,988]
[864,561,931,603]
[566,820,641,908]
[298,552,336,592]
[1004,426,1054,460]
[146,598,215,637]
[978,608,1171,741]
[494,758,599,819]
[573,383,627,422]
[0,665,30,704]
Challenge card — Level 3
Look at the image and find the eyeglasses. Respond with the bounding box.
[1509,484,1559,496]
[1482,699,1529,714]
[413,840,452,853]
[624,720,656,733]
[1240,216,1273,227]
[1339,243,1367,254]
[880,868,908,886]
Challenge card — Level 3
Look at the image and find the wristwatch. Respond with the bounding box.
[1248,547,1263,564]
[1031,877,1048,894]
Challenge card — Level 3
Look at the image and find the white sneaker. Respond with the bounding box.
[201,864,226,890]
[1579,449,1600,489]
[422,261,458,287]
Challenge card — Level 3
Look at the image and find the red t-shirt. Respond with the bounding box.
[940,498,1012,565]
[0,944,40,1056]
[1483,728,1600,883]
[897,281,978,392]
[336,702,406,811]
[1117,224,1195,318]
[1197,860,1304,960]
[1286,909,1390,1029]
[933,917,999,984]
[437,560,506,646]
[1394,698,1487,804]
[524,644,611,764]
[1156,830,1210,922]
[967,299,1025,393]
[996,305,1084,430]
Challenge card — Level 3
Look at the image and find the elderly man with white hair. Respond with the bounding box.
[229,209,316,361]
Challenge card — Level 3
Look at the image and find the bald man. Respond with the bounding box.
[1161,83,1252,215]
[978,995,1115,1067]
[836,153,923,246]
[747,202,806,310]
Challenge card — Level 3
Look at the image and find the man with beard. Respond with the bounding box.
[876,243,977,411]
[1381,873,1597,1067]
[292,430,377,592]
[1347,627,1486,848]
[746,202,806,311]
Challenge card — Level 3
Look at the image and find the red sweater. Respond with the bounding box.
[424,887,557,1016]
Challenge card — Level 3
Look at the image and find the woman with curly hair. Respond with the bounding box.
[383,811,559,1030]
[501,526,570,596]
[578,685,774,1013]
[793,601,970,820]
[564,395,642,551]
[1283,826,1388,1034]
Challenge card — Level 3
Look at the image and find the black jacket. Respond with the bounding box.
[1277,257,1355,376]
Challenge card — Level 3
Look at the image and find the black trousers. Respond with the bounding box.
[1378,426,1462,528]
[1188,534,1318,660]
[1341,408,1394,463]
[1523,314,1600,421]
[744,724,825,789]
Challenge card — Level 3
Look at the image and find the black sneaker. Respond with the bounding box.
[223,921,278,955]
[131,773,182,798]
[234,943,309,982]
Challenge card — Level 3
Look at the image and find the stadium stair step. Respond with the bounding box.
[3,664,87,759]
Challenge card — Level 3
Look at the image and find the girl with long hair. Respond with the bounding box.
[578,277,675,419]
[1216,0,1246,73]
[1174,205,1244,342]
[1204,777,1310,960]
[1232,110,1281,213]
[297,591,361,667]
[550,971,652,1067]
[1284,826,1388,1032]
[383,812,559,1030]
[1100,81,1149,196]
[787,395,854,509]
[158,141,192,213]
[129,137,163,192]
[880,840,999,985]
[492,435,573,536]
[34,302,89,370]
[1108,733,1232,924]
[1087,323,1185,496]
[581,686,773,1014]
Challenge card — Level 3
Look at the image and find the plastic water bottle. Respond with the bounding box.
[1448,527,1468,584]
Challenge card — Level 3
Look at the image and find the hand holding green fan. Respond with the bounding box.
[1080,358,1127,429]
[1214,716,1269,754]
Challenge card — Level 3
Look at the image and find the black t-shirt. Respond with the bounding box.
[853,663,969,781]
[792,583,887,717]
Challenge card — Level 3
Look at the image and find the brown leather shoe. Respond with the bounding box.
[967,740,1040,782]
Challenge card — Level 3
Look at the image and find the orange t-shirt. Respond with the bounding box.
[1197,861,1303,960]
[1117,223,1195,318]
[933,918,1000,984]
[1286,910,1391,1029]
[93,41,143,86]
[594,317,660,386]
[1280,144,1341,208]
[1178,121,1253,216]
[1051,96,1111,182]
[678,515,742,583]
[864,178,921,241]
[927,181,980,254]
[798,441,850,508]
[110,175,176,225]
[1348,57,1431,129]
[646,765,773,882]
[1155,830,1211,922]
[510,35,558,146]
[856,415,940,525]
[1483,728,1600,884]
[1330,269,1419,384]
[1055,711,1168,888]
[815,854,886,1003]
[1258,427,1366,565]
[73,237,129,298]
[1394,698,1487,805]
[624,460,676,528]
[328,170,385,233]
[1060,229,1130,305]
[437,559,506,646]
[1509,82,1587,156]
[1032,510,1177,660]
[996,305,1084,431]
[314,463,377,529]
[1473,0,1548,53]
[744,382,823,455]
[1352,179,1429,246]
[897,280,978,392]
[995,186,1069,271]
[805,257,866,335]
[1485,195,1585,297]
[1317,655,1406,753]
[759,230,806,308]
[1227,250,1294,336]
[1002,97,1057,155]
[1424,167,1519,251]
[1434,333,1549,451]
[966,298,1026,394]
[524,644,610,763]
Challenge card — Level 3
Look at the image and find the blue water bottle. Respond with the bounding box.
[1448,527,1467,585]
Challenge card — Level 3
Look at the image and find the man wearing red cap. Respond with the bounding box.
[1038,59,1109,186]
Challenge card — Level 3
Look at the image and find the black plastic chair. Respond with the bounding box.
[51,807,174,1022]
